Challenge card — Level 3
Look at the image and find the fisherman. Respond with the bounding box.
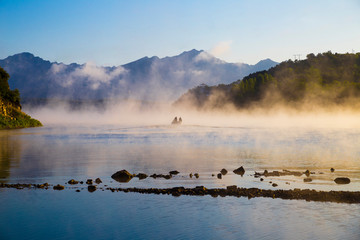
[171,117,178,124]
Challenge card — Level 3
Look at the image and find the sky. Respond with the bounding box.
[1,0,360,66]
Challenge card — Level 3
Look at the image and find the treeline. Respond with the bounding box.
[174,51,360,110]
[0,67,42,129]
[0,67,21,108]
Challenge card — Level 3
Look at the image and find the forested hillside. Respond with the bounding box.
[0,67,42,129]
[175,52,360,110]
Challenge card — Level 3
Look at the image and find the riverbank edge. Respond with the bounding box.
[1,183,359,204]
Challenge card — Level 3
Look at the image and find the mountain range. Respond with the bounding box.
[0,50,277,104]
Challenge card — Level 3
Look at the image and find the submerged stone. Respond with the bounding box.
[220,169,228,175]
[334,177,350,184]
[53,184,65,190]
[136,173,148,180]
[95,178,102,184]
[68,179,79,185]
[233,166,245,176]
[88,185,97,192]
[111,170,134,183]
[169,170,180,175]
[304,178,312,182]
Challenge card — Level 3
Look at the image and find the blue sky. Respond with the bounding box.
[1,0,360,66]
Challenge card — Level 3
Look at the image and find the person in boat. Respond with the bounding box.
[172,117,178,124]
[171,116,182,125]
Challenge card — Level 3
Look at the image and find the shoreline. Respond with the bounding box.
[1,183,359,204]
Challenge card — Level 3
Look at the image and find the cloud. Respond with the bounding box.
[50,62,127,89]
[210,40,232,58]
[195,51,213,62]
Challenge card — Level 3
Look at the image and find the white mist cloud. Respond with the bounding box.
[50,62,127,89]
[210,40,232,58]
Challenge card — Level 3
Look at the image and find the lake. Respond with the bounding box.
[1,124,360,239]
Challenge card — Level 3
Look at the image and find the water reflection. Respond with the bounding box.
[0,131,22,181]
[0,125,359,190]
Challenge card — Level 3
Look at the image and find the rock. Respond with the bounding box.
[260,178,264,181]
[75,189,80,192]
[80,181,84,184]
[136,173,148,180]
[304,178,312,182]
[212,174,215,177]
[272,183,278,187]
[194,173,199,178]
[111,170,134,183]
[68,179,79,185]
[95,178,102,184]
[88,185,96,192]
[169,170,180,175]
[86,179,93,185]
[233,166,245,176]
[217,173,222,179]
[164,174,172,180]
[220,168,228,175]
[334,177,350,184]
[189,173,193,178]
[226,185,237,191]
[53,184,65,190]
[330,168,335,172]
[304,170,310,177]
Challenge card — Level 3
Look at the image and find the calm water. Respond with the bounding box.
[1,124,360,239]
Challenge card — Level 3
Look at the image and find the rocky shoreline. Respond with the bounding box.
[1,182,359,204]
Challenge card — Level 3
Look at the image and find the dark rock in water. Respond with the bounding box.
[334,177,350,184]
[149,173,171,179]
[169,170,179,175]
[226,185,237,191]
[194,173,199,178]
[111,170,134,183]
[136,173,148,180]
[260,178,264,181]
[68,179,79,185]
[217,173,222,179]
[189,173,193,178]
[304,170,310,177]
[86,179,93,185]
[304,178,312,182]
[212,174,215,177]
[95,178,102,184]
[80,181,84,184]
[164,174,172,180]
[220,169,228,175]
[330,168,335,172]
[233,166,245,176]
[272,183,278,187]
[88,185,96,192]
[255,169,302,177]
[76,190,80,192]
[53,184,65,190]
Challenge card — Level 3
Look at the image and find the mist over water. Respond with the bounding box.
[24,99,360,129]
